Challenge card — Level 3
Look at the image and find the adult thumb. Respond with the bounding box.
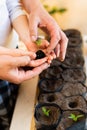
[11,56,31,67]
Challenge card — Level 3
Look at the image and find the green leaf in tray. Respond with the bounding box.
[42,107,51,117]
[68,113,84,122]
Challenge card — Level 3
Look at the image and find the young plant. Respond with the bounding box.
[42,107,51,117]
[68,113,84,122]
[35,38,42,46]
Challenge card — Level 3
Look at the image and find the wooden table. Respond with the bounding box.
[10,76,38,130]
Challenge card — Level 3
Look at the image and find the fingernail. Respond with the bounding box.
[31,36,37,42]
[60,58,64,62]
[54,55,56,59]
[62,53,65,61]
[59,55,64,61]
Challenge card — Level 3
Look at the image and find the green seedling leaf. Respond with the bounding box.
[68,113,84,122]
[42,107,51,117]
[76,114,84,119]
[35,38,42,46]
[69,113,76,119]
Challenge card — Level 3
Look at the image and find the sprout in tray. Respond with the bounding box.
[42,107,51,117]
[68,113,84,122]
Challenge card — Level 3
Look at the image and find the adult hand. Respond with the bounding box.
[12,15,51,54]
[0,47,49,84]
[22,0,68,61]
[29,6,68,61]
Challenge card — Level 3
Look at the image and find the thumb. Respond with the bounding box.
[11,56,31,67]
[29,15,39,42]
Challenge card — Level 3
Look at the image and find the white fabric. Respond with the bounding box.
[0,0,25,48]
[6,0,25,22]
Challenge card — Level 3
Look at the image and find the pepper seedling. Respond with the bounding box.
[42,107,51,117]
[68,113,84,122]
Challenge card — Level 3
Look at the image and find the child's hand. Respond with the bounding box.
[27,38,49,52]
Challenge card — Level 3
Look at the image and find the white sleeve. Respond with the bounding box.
[6,0,25,22]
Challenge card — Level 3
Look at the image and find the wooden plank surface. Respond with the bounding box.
[10,76,38,130]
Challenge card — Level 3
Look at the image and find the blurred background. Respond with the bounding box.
[8,0,87,51]
[41,0,87,35]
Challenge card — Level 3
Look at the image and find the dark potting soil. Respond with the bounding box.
[67,37,82,48]
[61,82,87,97]
[35,29,87,130]
[56,110,86,130]
[61,54,84,69]
[38,78,64,93]
[39,66,63,79]
[38,92,64,107]
[63,29,82,38]
[63,29,82,48]
[66,47,83,57]
[36,50,46,59]
[61,95,87,113]
[35,103,62,130]
[62,68,86,83]
[50,58,62,67]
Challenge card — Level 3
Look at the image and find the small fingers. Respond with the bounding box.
[47,51,56,64]
[28,57,48,67]
[24,63,50,79]
[39,40,49,49]
[0,47,36,59]
[11,49,36,59]
[10,56,31,67]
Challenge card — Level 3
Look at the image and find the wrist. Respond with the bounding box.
[22,0,42,13]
